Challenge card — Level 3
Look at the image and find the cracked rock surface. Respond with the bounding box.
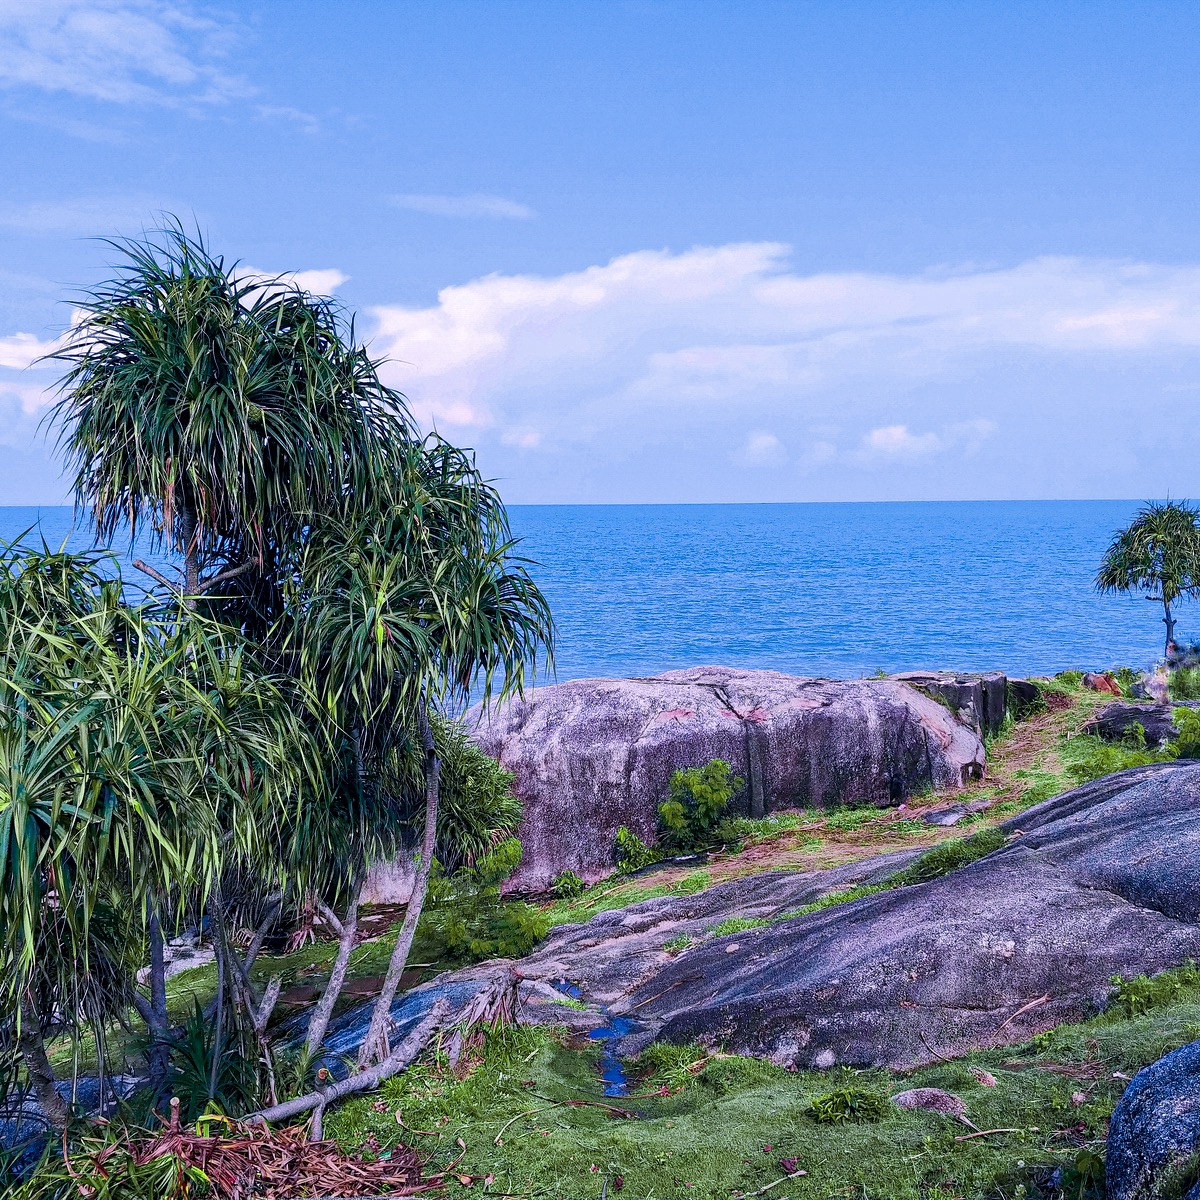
[467,665,986,891]
[331,762,1200,1074]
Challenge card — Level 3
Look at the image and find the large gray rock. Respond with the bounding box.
[889,670,1009,737]
[332,762,1200,1076]
[622,762,1200,1068]
[1106,1039,1200,1200]
[468,667,986,892]
[1083,701,1179,747]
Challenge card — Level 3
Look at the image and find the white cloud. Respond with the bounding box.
[852,419,997,467]
[289,268,348,296]
[733,430,786,467]
[388,193,537,220]
[0,332,58,370]
[0,1,250,105]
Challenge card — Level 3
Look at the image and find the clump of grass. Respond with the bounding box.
[807,1086,889,1123]
[669,869,711,895]
[551,993,589,1011]
[663,933,692,955]
[782,882,891,919]
[712,811,805,849]
[820,807,881,833]
[1170,666,1200,700]
[709,916,770,937]
[892,827,1006,886]
[1060,730,1177,784]
[1107,960,1200,1019]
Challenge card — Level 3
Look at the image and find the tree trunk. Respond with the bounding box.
[357,704,440,1069]
[305,869,365,1060]
[145,904,171,1096]
[180,504,199,609]
[18,1002,70,1129]
[1164,598,1177,662]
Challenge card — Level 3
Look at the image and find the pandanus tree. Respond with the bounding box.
[47,221,403,619]
[1097,500,1200,660]
[0,541,315,1122]
[283,434,553,1076]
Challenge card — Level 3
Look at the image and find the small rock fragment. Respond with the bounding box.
[969,1066,997,1088]
[892,1088,968,1119]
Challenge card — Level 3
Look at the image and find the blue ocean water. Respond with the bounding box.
[2,501,1190,681]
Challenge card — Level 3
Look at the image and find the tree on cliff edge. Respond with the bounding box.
[1097,500,1200,661]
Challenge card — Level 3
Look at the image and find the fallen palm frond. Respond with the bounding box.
[25,1119,437,1199]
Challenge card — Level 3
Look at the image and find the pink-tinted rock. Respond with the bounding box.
[467,666,985,892]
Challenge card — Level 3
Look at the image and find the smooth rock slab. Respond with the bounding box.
[1107,1038,1200,1200]
[469,666,985,892]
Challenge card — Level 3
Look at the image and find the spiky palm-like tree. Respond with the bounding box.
[1097,500,1200,660]
[284,435,553,1073]
[47,222,408,615]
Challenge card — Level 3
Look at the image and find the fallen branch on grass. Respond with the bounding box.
[246,999,450,1128]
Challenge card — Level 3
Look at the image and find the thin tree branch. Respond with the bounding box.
[132,559,181,593]
[195,560,256,594]
[314,899,345,940]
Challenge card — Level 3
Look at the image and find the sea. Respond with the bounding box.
[1,500,1189,682]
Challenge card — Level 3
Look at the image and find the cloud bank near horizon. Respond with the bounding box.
[4,242,1199,502]
[363,244,1200,498]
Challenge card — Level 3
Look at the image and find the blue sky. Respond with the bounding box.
[2,1,1199,504]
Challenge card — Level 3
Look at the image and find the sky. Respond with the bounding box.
[1,0,1199,505]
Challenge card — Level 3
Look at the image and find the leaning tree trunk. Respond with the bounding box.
[1164,597,1177,662]
[305,868,365,1059]
[144,904,171,1097]
[356,705,441,1069]
[18,1000,70,1130]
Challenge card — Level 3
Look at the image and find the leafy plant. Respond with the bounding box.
[663,934,692,954]
[1176,707,1200,758]
[167,998,257,1120]
[614,826,658,873]
[807,1086,889,1123]
[552,870,586,899]
[1108,960,1200,1019]
[657,759,743,852]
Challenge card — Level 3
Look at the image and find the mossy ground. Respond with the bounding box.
[326,965,1200,1200]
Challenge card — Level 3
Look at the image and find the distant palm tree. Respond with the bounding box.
[1097,500,1200,660]
[47,220,405,614]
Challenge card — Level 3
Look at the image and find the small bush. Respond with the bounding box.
[658,759,743,852]
[1171,666,1200,700]
[614,825,658,873]
[552,870,586,899]
[663,933,692,954]
[1113,665,1141,696]
[1055,670,1085,688]
[709,916,769,937]
[808,1086,889,1123]
[1176,707,1200,758]
[1108,960,1200,1019]
[820,807,879,832]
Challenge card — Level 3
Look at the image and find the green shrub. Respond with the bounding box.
[657,759,744,852]
[421,838,549,962]
[710,811,803,850]
[1108,961,1200,1019]
[807,1086,889,1123]
[1055,670,1085,688]
[1062,733,1176,784]
[1171,667,1200,700]
[709,916,769,937]
[614,825,658,873]
[552,870,586,899]
[1114,666,1141,696]
[819,807,879,832]
[663,933,692,954]
[1176,707,1200,758]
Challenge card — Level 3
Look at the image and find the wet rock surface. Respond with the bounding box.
[468,666,986,891]
[1106,1038,1200,1200]
[333,761,1200,1075]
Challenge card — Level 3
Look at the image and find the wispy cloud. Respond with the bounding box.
[0,195,177,236]
[0,332,60,370]
[733,430,786,467]
[0,1,251,106]
[389,193,536,220]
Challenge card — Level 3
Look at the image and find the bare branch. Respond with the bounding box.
[314,899,345,940]
[253,976,283,1036]
[196,560,256,594]
[132,559,181,593]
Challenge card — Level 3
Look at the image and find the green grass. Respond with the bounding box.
[327,967,1200,1200]
[708,916,771,937]
[543,868,714,926]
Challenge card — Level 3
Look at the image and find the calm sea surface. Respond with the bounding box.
[2,501,1190,681]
